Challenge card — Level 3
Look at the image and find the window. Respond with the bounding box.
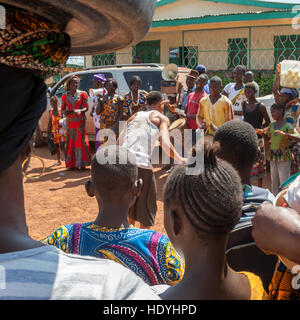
[274,35,300,67]
[92,53,116,66]
[169,46,198,69]
[123,71,163,92]
[228,38,248,70]
[53,72,113,97]
[79,72,113,93]
[133,41,160,64]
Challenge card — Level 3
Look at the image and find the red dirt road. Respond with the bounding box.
[24,146,271,241]
[24,146,168,241]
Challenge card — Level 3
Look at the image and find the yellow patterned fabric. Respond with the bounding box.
[198,95,234,135]
[238,271,266,300]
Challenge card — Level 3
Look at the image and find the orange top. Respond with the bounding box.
[238,271,267,300]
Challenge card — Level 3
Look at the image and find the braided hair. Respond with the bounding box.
[164,139,243,236]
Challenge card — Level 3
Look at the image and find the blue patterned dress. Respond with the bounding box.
[42,223,185,286]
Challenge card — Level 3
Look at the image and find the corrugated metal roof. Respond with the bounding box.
[152,8,288,22]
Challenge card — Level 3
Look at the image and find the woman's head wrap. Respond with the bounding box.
[0,64,47,171]
[93,74,106,83]
[65,76,81,92]
[280,88,299,99]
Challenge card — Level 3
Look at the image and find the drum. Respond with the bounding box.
[168,118,187,145]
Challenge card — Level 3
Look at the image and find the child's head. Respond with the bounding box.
[233,65,246,83]
[244,71,254,83]
[186,75,196,90]
[86,145,142,208]
[163,139,243,255]
[50,96,59,109]
[270,103,285,121]
[195,74,208,91]
[213,120,258,178]
[209,76,222,96]
[244,82,257,100]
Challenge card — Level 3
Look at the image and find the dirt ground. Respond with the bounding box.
[24,145,271,241]
[24,145,168,241]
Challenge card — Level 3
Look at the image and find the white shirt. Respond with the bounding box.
[0,246,161,300]
[223,83,247,120]
[121,111,160,169]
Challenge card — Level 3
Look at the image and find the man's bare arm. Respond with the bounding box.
[159,115,185,163]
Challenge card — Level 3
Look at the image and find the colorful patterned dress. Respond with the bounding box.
[61,91,91,168]
[42,223,185,286]
[123,90,148,117]
[50,110,66,144]
[265,122,297,162]
[99,94,125,147]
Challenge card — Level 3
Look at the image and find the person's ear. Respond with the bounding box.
[85,179,95,197]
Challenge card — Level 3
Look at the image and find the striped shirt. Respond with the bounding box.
[0,246,161,300]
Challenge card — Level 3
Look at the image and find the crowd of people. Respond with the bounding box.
[1,2,300,301]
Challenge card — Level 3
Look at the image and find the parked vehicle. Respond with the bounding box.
[36,63,191,146]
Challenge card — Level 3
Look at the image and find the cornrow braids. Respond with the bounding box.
[164,140,243,236]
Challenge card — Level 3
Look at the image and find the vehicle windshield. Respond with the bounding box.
[52,72,113,97]
[123,71,162,92]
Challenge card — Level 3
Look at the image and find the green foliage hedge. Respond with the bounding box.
[207,71,275,97]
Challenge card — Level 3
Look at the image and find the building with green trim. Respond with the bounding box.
[86,0,300,71]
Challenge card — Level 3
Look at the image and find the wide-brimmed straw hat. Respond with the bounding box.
[2,0,156,55]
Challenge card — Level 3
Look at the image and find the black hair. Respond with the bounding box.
[50,96,59,104]
[197,74,208,82]
[213,120,258,173]
[234,65,247,75]
[91,145,138,200]
[105,78,118,90]
[146,91,163,106]
[245,82,257,93]
[164,139,243,236]
[209,76,222,87]
[130,75,142,87]
[271,103,285,116]
[245,71,254,78]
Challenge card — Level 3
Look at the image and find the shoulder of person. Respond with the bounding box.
[153,112,169,127]
[50,247,161,300]
[79,90,88,97]
[200,95,209,103]
[223,82,234,90]
[222,94,233,104]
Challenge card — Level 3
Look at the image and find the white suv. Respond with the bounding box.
[36,63,190,145]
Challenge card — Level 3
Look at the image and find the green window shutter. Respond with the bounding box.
[92,53,116,66]
[134,40,160,63]
[228,38,248,69]
[274,35,300,68]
